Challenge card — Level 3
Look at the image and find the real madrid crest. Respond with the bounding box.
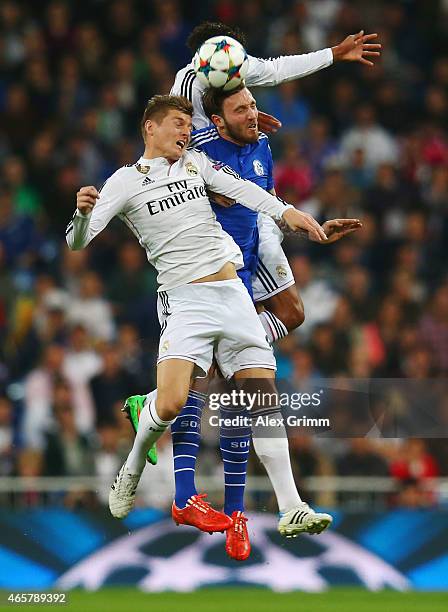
[161,340,169,353]
[276,265,287,279]
[185,162,198,176]
[136,163,150,174]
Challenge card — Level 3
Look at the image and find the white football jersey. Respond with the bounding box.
[66,149,292,291]
[171,49,333,128]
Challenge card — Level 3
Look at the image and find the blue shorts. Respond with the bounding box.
[237,268,254,299]
[236,230,259,301]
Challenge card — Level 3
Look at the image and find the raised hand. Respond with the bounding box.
[332,31,381,67]
[76,185,99,215]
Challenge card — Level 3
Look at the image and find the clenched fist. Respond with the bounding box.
[76,186,99,215]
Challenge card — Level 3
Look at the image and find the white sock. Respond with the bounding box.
[126,397,174,474]
[147,388,157,403]
[252,416,302,513]
[258,310,288,344]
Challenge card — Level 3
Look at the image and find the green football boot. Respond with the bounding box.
[122,395,158,465]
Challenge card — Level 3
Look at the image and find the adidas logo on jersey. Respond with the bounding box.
[142,176,154,186]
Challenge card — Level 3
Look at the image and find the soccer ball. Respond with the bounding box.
[193,35,249,91]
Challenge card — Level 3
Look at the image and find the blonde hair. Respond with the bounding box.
[140,95,193,139]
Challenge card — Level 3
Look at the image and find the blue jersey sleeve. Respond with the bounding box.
[266,142,274,192]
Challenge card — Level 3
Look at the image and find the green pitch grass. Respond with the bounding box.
[1,589,447,612]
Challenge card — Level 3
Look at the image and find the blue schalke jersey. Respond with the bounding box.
[190,126,274,297]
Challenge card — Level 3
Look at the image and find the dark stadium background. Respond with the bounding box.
[0,0,448,603]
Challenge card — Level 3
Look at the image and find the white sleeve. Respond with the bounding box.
[66,172,127,250]
[245,49,333,87]
[194,151,293,220]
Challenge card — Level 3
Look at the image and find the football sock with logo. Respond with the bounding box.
[251,410,302,514]
[171,390,206,508]
[126,396,174,474]
[219,405,252,515]
[258,310,288,344]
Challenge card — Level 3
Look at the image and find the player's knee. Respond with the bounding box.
[283,299,305,331]
[156,388,189,420]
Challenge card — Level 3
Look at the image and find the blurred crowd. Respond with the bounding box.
[1,0,448,510]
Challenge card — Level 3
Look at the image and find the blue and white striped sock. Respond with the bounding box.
[219,406,251,515]
[171,390,206,508]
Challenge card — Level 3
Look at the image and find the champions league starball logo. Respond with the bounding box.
[56,514,409,592]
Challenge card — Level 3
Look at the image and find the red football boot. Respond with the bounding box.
[225,511,251,561]
[172,494,232,533]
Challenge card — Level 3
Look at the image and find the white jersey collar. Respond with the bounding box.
[138,155,171,168]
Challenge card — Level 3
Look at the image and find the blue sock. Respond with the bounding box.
[171,390,206,508]
[219,405,251,515]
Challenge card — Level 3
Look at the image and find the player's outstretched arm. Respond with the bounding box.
[197,151,327,241]
[278,216,362,243]
[66,174,127,250]
[245,30,381,88]
[331,30,381,67]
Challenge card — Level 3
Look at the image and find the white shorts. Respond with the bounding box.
[157,278,276,379]
[252,215,295,303]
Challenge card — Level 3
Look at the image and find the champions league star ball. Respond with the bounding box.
[194,35,249,90]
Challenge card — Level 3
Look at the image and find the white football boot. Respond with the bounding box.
[108,463,142,519]
[278,502,333,537]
